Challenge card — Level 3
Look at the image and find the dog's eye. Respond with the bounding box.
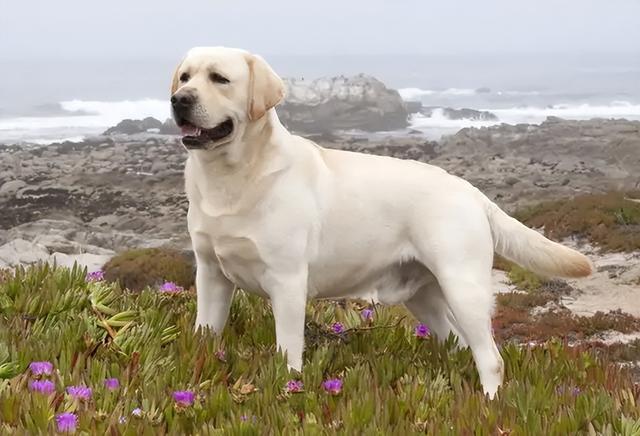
[179,73,190,82]
[210,72,230,84]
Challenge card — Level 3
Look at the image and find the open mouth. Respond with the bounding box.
[179,118,234,149]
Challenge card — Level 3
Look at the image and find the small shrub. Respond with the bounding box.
[103,247,194,291]
[492,255,515,272]
[507,265,544,291]
[496,291,555,312]
[514,191,640,252]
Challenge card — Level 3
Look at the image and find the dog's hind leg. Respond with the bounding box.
[412,210,503,398]
[435,271,502,398]
[404,281,468,348]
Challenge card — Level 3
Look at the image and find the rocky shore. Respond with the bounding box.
[1,116,638,273]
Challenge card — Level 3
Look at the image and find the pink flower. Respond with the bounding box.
[414,323,430,338]
[56,412,78,433]
[66,385,92,401]
[284,380,304,393]
[322,378,343,395]
[159,281,183,293]
[361,308,374,321]
[29,361,53,376]
[104,378,120,391]
[173,390,195,406]
[331,322,344,334]
[86,270,105,282]
[29,379,55,394]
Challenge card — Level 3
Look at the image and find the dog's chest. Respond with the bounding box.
[194,211,267,294]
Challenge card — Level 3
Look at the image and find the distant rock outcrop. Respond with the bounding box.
[100,75,410,135]
[103,117,163,135]
[278,74,410,133]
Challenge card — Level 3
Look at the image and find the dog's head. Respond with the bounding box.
[170,47,285,150]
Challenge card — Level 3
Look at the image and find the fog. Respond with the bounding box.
[2,0,639,60]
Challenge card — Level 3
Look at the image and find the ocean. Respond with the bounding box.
[1,53,639,144]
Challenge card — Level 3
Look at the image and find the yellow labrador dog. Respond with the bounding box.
[170,47,592,398]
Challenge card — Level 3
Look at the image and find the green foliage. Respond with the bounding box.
[0,264,639,434]
[507,265,544,292]
[514,191,640,252]
[103,248,194,292]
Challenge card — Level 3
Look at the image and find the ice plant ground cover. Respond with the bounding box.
[1,264,640,434]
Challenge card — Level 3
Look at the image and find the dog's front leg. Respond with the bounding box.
[193,249,235,334]
[265,270,308,371]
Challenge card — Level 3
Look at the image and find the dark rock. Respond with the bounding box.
[103,117,163,135]
[405,101,423,114]
[160,118,181,135]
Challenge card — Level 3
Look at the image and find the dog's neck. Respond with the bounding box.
[187,109,292,214]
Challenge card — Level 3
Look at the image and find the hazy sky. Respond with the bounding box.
[2,0,639,59]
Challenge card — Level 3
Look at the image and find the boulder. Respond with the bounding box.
[278,74,409,133]
[51,252,113,273]
[0,179,26,197]
[103,117,163,135]
[0,239,50,267]
[160,118,181,135]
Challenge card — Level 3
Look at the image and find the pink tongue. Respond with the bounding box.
[181,125,199,136]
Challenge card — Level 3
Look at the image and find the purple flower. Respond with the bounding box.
[285,379,304,393]
[556,385,582,396]
[215,349,226,361]
[29,379,55,394]
[414,323,430,338]
[56,412,78,433]
[132,408,142,417]
[104,378,120,391]
[331,322,344,334]
[361,308,374,321]
[173,390,195,406]
[86,270,105,282]
[159,281,183,293]
[29,361,53,376]
[118,416,127,424]
[322,378,343,395]
[240,414,249,422]
[66,385,92,401]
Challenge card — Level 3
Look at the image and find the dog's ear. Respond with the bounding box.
[170,59,184,95]
[246,54,285,121]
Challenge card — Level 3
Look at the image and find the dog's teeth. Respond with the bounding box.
[195,128,201,136]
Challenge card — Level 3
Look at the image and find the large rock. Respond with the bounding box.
[0,179,26,197]
[159,118,181,135]
[103,117,163,135]
[0,239,50,267]
[278,74,409,133]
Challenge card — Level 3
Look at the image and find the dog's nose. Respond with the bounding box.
[171,91,196,108]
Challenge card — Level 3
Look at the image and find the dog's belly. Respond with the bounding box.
[309,259,435,305]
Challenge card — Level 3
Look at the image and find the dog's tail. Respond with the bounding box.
[484,197,592,278]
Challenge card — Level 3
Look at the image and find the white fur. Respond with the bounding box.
[173,47,592,398]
